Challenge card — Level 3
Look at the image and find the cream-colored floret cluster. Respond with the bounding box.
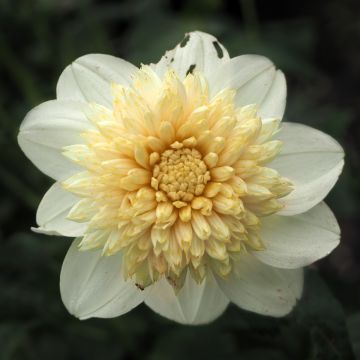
[62,66,292,289]
[152,147,210,203]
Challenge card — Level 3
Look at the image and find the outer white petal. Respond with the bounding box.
[56,54,137,107]
[254,202,340,268]
[18,100,91,180]
[145,272,229,325]
[151,31,230,80]
[31,182,86,237]
[271,122,344,215]
[60,238,144,320]
[216,254,303,317]
[208,55,286,119]
[258,70,287,119]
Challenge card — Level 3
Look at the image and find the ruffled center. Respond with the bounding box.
[151,146,210,204]
[62,66,293,288]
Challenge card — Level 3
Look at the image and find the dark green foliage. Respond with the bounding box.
[348,313,360,359]
[1,0,359,359]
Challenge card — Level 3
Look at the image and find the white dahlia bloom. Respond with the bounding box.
[18,31,344,324]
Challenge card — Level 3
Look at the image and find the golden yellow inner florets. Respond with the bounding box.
[62,65,293,289]
[151,146,210,204]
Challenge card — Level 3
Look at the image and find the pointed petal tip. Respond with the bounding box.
[216,255,303,318]
[272,123,344,216]
[56,53,138,105]
[255,202,340,269]
[31,226,61,236]
[34,182,87,237]
[60,238,144,320]
[145,272,229,325]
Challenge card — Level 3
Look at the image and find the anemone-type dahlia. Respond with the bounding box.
[18,31,344,324]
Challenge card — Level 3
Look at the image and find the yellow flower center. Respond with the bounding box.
[151,146,210,204]
[62,66,293,289]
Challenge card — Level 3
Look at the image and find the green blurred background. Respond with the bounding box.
[1,0,360,359]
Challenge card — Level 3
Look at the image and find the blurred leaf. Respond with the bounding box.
[291,270,355,360]
[348,313,360,360]
[148,326,239,360]
[0,323,30,360]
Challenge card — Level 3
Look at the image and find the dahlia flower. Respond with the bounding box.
[18,31,344,324]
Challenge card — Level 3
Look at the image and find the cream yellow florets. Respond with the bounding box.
[152,147,210,203]
[62,66,293,288]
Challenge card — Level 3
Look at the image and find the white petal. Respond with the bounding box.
[32,182,86,237]
[258,70,287,119]
[209,55,286,119]
[145,272,229,325]
[216,254,303,317]
[254,202,340,268]
[152,31,230,80]
[60,238,144,319]
[56,54,137,107]
[18,100,91,180]
[271,122,344,215]
[233,66,275,108]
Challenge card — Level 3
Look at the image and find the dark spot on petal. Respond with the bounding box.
[213,41,224,58]
[135,283,144,291]
[167,276,180,290]
[186,64,196,75]
[180,34,190,48]
[170,57,174,63]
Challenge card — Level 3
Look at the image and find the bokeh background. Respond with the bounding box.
[1,0,360,359]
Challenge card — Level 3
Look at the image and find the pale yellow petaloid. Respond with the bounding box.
[62,66,292,288]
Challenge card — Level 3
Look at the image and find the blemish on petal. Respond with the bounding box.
[180,34,190,48]
[213,41,224,58]
[135,283,145,291]
[186,64,196,76]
